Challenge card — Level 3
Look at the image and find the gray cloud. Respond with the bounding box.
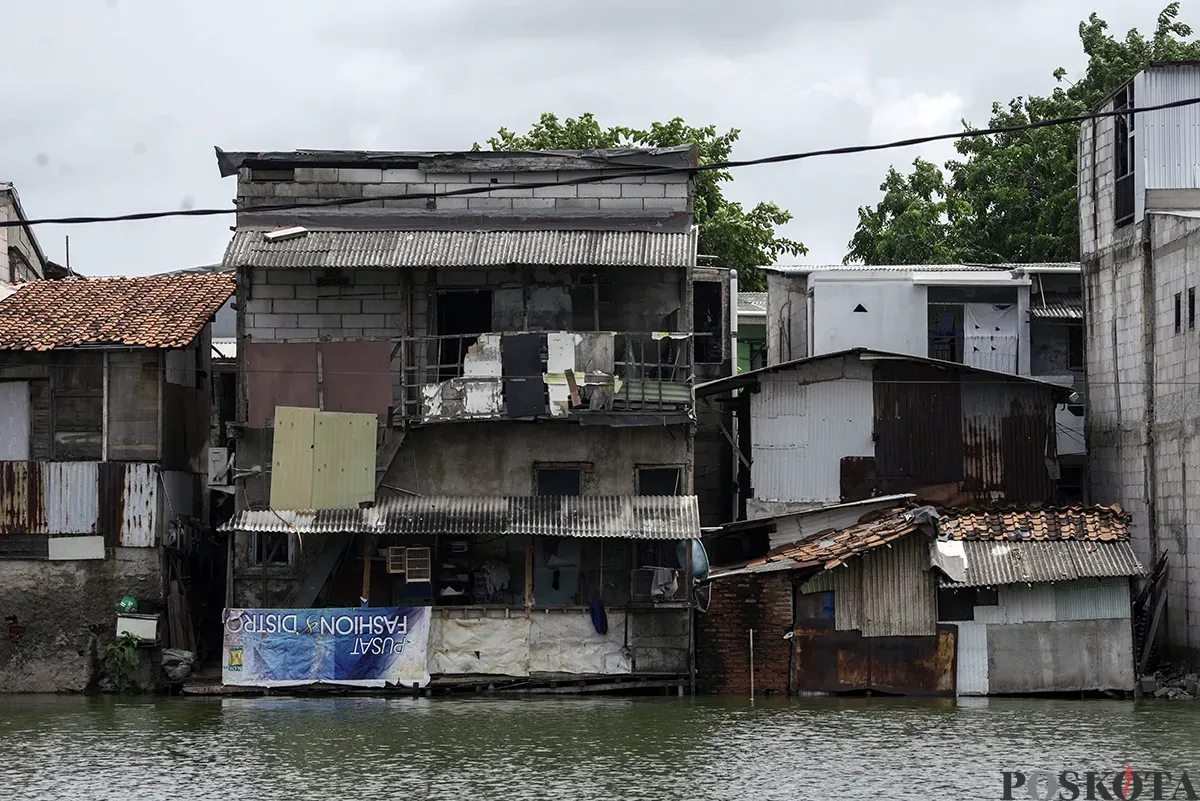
[0,0,1165,275]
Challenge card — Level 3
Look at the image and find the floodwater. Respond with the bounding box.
[2,695,1200,800]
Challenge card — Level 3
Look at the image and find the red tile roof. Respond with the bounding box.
[0,274,234,350]
[937,505,1130,542]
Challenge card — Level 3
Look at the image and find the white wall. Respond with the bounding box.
[0,381,30,460]
[810,277,927,358]
[750,359,874,505]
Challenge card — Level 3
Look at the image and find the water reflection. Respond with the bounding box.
[2,695,1198,800]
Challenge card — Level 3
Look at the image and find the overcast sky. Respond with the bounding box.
[0,0,1164,276]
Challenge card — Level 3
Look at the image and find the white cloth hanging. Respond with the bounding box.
[964,303,1018,373]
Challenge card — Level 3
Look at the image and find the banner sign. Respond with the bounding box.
[222,607,431,688]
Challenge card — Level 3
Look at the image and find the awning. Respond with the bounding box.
[1030,294,1083,321]
[223,494,700,540]
[940,539,1143,588]
[222,229,696,269]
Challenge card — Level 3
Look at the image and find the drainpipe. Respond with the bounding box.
[729,269,739,373]
[729,270,740,521]
[806,284,815,358]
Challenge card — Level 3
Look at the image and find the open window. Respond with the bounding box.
[535,466,584,496]
[928,304,964,363]
[436,289,493,380]
[1067,324,1084,370]
[252,532,293,566]
[637,466,683,495]
[692,281,723,364]
[1114,82,1135,227]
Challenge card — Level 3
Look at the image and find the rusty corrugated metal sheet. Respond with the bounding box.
[859,532,937,637]
[224,495,701,540]
[872,362,962,494]
[44,461,99,534]
[791,621,956,696]
[223,230,696,269]
[115,463,158,547]
[0,461,44,534]
[960,376,1055,503]
[941,540,1143,588]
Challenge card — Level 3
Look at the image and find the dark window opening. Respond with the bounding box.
[253,533,291,565]
[436,290,493,381]
[249,168,296,182]
[536,468,583,496]
[1114,82,1135,227]
[928,304,964,363]
[937,587,976,622]
[638,467,683,496]
[1058,463,1085,504]
[1175,292,1182,334]
[975,587,999,606]
[1067,324,1084,370]
[693,282,723,364]
[1190,288,1196,330]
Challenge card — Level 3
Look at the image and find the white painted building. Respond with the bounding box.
[763,263,1087,494]
[1081,61,1200,661]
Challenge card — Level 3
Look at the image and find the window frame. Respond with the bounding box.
[636,465,685,496]
[251,532,294,566]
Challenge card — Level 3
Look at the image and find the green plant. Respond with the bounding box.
[102,632,142,693]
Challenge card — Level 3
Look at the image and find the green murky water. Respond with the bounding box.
[2,695,1199,800]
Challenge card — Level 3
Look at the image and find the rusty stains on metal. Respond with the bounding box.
[839,456,877,503]
[871,362,963,495]
[97,462,126,549]
[0,461,45,535]
[791,620,957,696]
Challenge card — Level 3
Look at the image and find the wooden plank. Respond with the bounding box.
[564,369,581,407]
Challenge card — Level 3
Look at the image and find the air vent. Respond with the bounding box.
[387,547,407,575]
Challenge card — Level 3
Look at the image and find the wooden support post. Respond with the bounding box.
[686,539,695,697]
[361,533,376,605]
[524,535,534,616]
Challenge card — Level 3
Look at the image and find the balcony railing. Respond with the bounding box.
[393,331,698,424]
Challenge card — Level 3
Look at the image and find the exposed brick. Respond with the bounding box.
[338,168,383,183]
[317,299,361,314]
[272,299,318,314]
[622,183,666,198]
[382,168,425,183]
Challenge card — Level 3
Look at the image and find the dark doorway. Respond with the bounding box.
[693,282,722,364]
[437,290,493,380]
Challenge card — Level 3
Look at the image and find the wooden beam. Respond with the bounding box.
[361,533,376,605]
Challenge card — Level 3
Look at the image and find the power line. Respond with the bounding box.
[3,95,1198,229]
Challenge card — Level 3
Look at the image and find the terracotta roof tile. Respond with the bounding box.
[0,274,234,350]
[734,507,931,574]
[935,504,1130,542]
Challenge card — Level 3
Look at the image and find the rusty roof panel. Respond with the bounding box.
[225,495,700,540]
[0,461,44,534]
[222,229,695,269]
[117,463,159,547]
[941,540,1143,588]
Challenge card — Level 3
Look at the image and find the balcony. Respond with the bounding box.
[393,331,696,426]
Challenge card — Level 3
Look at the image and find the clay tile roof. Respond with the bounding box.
[719,507,932,577]
[0,273,235,351]
[935,504,1130,542]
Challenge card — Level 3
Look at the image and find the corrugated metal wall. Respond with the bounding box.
[832,561,862,631]
[872,362,962,494]
[955,621,989,696]
[960,375,1055,503]
[1054,578,1133,621]
[1140,67,1200,191]
[0,460,161,546]
[751,359,874,504]
[859,533,937,637]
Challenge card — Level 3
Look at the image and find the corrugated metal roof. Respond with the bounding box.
[223,495,701,539]
[222,230,696,269]
[212,338,237,360]
[1030,293,1084,321]
[940,540,1143,588]
[737,292,767,315]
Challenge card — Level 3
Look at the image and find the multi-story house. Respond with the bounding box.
[216,146,732,690]
[761,262,1086,500]
[0,273,233,691]
[1081,60,1200,663]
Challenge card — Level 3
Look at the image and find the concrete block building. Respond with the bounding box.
[1081,61,1200,662]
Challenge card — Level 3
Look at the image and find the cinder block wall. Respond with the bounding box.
[234,166,691,215]
[695,573,793,695]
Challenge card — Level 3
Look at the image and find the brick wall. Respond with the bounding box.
[696,572,793,695]
[235,166,691,216]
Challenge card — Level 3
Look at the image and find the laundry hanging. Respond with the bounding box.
[963,303,1018,373]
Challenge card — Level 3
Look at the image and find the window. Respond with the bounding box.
[928,304,964,363]
[638,466,683,496]
[693,281,723,364]
[975,587,999,606]
[436,289,493,380]
[937,587,975,622]
[1114,82,1135,227]
[536,467,584,496]
[252,533,292,565]
[1176,293,1183,334]
[1190,288,1196,330]
[1067,325,1084,370]
[249,167,295,182]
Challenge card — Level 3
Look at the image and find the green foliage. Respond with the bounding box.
[478,113,805,289]
[102,632,142,693]
[846,3,1200,265]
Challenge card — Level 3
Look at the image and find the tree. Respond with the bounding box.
[845,3,1200,265]
[477,114,805,289]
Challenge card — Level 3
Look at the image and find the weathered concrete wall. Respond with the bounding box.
[235,165,691,216]
[0,548,162,692]
[986,618,1135,693]
[384,422,691,496]
[0,193,44,282]
[696,571,792,695]
[766,272,807,365]
[629,607,690,674]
